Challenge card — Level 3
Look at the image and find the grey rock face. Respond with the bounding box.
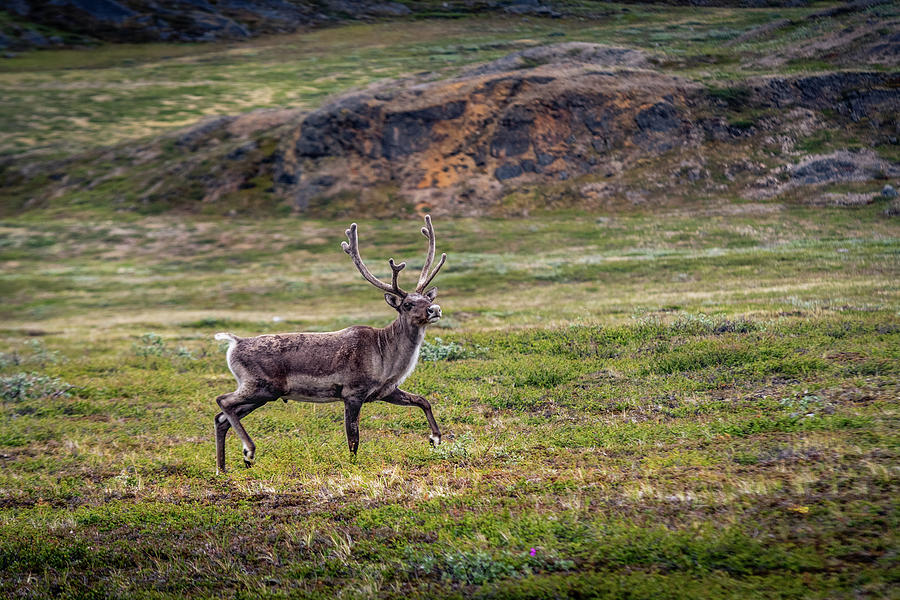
[383,101,468,159]
[495,163,524,181]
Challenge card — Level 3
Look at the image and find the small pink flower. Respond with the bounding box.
[529,548,536,556]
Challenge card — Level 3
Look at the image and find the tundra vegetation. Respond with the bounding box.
[0,2,898,599]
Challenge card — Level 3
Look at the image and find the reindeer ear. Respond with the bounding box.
[384,293,403,310]
[424,287,438,301]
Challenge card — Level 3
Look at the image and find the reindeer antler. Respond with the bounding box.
[416,215,446,293]
[342,217,446,298]
[342,223,408,298]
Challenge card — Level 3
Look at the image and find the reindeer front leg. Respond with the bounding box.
[343,399,363,455]
[382,388,442,446]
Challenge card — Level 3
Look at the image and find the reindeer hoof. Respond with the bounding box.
[429,434,441,447]
[242,447,255,468]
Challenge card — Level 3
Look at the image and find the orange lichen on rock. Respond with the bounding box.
[416,153,477,189]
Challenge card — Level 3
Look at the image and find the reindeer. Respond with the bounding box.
[213,216,446,472]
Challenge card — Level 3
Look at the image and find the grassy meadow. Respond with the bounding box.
[1,2,900,598]
[1,206,898,598]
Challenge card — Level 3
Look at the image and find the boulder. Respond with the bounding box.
[790,150,900,185]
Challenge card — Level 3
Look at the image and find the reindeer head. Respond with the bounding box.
[341,215,446,327]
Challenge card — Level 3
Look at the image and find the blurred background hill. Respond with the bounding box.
[1,0,897,217]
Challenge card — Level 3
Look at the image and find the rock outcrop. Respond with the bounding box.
[745,150,900,201]
[274,62,702,213]
[790,151,900,186]
[266,44,898,214]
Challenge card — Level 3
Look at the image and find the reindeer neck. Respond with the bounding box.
[378,316,425,355]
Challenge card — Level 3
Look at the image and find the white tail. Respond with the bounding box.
[215,332,238,346]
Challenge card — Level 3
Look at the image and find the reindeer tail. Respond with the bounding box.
[214,332,239,347]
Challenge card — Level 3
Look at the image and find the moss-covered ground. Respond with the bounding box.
[1,204,898,598]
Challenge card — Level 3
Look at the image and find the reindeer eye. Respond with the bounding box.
[403,302,412,310]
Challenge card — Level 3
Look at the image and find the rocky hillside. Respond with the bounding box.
[1,1,898,217]
[5,38,896,217]
[268,44,897,214]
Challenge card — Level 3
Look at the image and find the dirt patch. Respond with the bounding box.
[224,108,305,137]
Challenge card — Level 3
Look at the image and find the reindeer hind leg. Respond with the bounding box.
[217,389,273,468]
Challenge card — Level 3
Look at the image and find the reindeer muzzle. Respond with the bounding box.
[427,304,442,323]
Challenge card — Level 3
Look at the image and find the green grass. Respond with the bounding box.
[0,205,898,598]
